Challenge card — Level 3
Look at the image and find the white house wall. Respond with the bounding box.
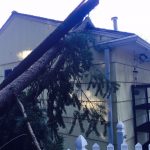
[0,16,59,64]
[1,13,146,149]
[111,45,150,150]
[0,15,59,81]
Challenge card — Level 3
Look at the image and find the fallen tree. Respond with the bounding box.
[0,0,99,90]
[0,1,120,149]
[0,0,99,112]
[0,47,58,112]
[0,2,100,148]
[0,32,119,150]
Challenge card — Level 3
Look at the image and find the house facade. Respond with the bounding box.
[0,11,61,82]
[0,11,150,150]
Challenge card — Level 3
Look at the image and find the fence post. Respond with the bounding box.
[107,143,114,150]
[92,143,100,150]
[135,143,142,150]
[75,135,87,150]
[117,121,126,150]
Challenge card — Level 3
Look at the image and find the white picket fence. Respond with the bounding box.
[67,122,150,150]
[67,135,150,150]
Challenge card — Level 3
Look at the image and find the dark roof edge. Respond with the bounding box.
[87,27,135,38]
[11,11,62,24]
[0,11,62,35]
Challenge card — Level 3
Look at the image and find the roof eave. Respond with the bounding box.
[136,37,150,50]
[95,35,150,50]
[95,35,137,49]
[0,11,62,36]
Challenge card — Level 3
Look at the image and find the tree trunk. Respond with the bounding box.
[0,0,99,90]
[0,47,61,113]
[23,53,66,103]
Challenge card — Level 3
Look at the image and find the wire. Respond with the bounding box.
[0,134,27,150]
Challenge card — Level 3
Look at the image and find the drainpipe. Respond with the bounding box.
[104,48,113,144]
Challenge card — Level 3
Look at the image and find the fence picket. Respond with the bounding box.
[75,135,87,150]
[107,143,114,150]
[117,122,126,150]
[121,141,128,150]
[92,143,100,150]
[69,122,150,150]
[135,143,142,150]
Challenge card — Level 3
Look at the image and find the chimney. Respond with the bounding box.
[111,17,118,31]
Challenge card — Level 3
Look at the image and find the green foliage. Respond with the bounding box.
[0,102,28,150]
[0,93,64,150]
[86,66,119,98]
[0,32,119,149]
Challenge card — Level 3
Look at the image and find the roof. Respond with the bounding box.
[1,11,150,51]
[0,11,134,38]
[72,16,134,38]
[96,34,150,51]
[0,11,62,35]
[11,11,62,24]
[88,27,135,37]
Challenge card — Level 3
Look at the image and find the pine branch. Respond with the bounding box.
[16,98,42,150]
[76,77,96,111]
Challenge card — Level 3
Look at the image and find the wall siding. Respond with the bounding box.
[0,16,58,64]
[111,45,150,150]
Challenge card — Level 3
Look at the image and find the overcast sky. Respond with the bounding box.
[0,0,150,42]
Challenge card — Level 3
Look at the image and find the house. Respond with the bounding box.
[0,11,61,83]
[0,11,150,150]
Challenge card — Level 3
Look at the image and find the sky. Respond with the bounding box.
[0,0,150,42]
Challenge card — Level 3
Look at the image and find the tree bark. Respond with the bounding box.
[23,53,66,103]
[0,0,99,90]
[16,98,42,150]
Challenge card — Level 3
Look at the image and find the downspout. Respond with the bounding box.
[104,48,113,144]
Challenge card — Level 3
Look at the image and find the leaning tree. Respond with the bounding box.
[0,31,119,150]
[0,0,119,150]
